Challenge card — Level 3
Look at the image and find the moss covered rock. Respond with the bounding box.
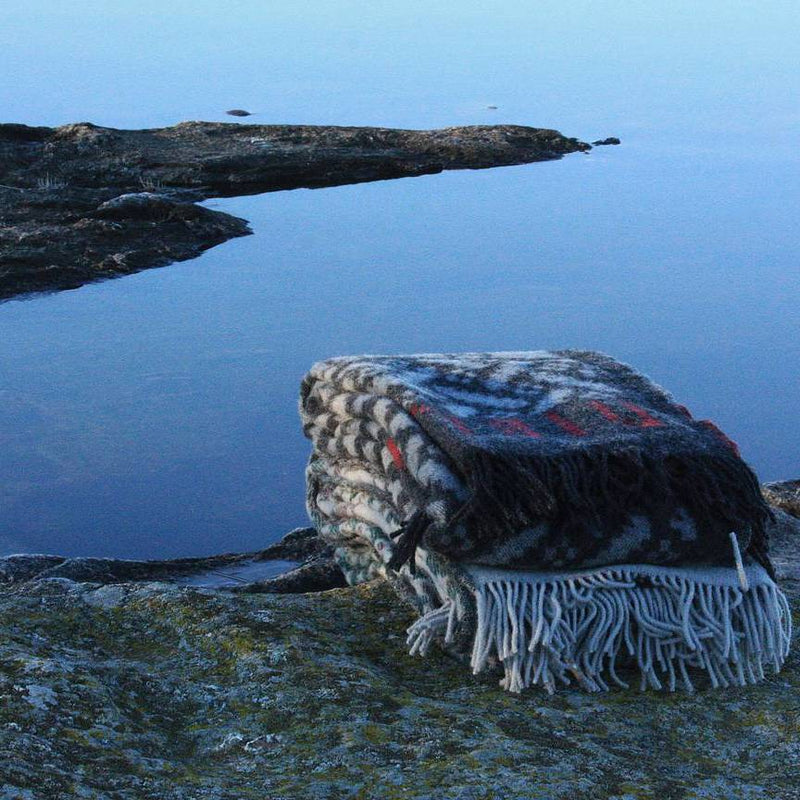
[1,513,798,799]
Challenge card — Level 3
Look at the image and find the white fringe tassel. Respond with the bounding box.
[406,564,792,694]
[406,600,457,657]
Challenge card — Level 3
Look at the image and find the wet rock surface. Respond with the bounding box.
[0,500,798,798]
[0,121,595,301]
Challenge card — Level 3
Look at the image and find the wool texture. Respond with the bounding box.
[301,350,791,692]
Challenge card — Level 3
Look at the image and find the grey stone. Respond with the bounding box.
[763,479,800,518]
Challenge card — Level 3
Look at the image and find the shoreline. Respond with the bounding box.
[2,479,797,591]
[0,121,603,301]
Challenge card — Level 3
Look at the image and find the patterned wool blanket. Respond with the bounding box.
[301,351,791,692]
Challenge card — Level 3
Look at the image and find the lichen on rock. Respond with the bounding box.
[0,512,798,799]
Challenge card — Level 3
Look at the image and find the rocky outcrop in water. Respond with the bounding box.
[0,491,798,798]
[0,121,596,300]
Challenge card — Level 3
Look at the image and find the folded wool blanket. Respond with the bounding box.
[301,351,791,692]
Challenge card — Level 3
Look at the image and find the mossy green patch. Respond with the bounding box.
[0,576,797,799]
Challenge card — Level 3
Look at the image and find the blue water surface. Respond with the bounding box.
[0,1,798,557]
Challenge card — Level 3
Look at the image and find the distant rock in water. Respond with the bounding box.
[592,136,621,146]
[226,109,253,117]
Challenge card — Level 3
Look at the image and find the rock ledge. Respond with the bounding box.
[0,122,596,300]
[0,505,798,798]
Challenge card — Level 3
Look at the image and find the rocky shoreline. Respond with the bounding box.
[0,481,797,798]
[0,121,601,301]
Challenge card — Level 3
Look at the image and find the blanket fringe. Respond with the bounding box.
[406,600,457,656]
[407,566,792,694]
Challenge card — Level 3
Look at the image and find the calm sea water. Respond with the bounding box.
[1,1,798,558]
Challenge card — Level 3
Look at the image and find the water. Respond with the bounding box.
[1,1,798,558]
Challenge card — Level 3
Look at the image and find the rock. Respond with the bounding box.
[0,121,599,300]
[0,186,250,299]
[0,527,341,592]
[233,559,347,594]
[592,137,621,146]
[763,480,800,518]
[256,526,330,562]
[0,495,798,797]
[0,554,65,583]
[0,546,797,797]
[767,508,800,582]
[94,192,198,221]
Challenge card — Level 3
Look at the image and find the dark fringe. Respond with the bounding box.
[447,445,775,576]
[388,509,431,575]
